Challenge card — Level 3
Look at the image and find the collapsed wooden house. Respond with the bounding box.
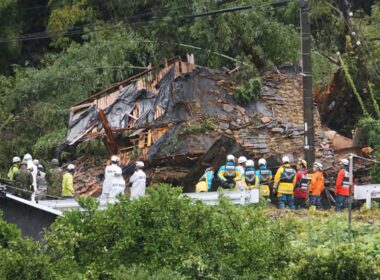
[66,56,197,162]
[64,56,366,192]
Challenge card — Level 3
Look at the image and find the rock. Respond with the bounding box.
[223,104,234,112]
[236,105,246,114]
[261,116,271,124]
[271,127,284,133]
[236,118,244,125]
[225,129,233,135]
[230,121,239,129]
[219,122,230,130]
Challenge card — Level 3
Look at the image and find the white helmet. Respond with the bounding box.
[67,164,75,170]
[313,162,323,170]
[238,156,247,164]
[340,159,349,166]
[226,154,235,162]
[23,153,33,161]
[111,155,120,162]
[136,161,144,168]
[33,159,39,165]
[12,156,21,163]
[282,156,290,164]
[258,158,267,166]
[246,160,254,167]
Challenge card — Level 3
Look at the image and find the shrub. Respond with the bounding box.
[234,77,262,105]
[1,186,380,279]
[43,185,294,278]
[293,243,380,279]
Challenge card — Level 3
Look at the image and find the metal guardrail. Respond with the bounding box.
[184,190,260,205]
[1,188,260,217]
[354,184,380,209]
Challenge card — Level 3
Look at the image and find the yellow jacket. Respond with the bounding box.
[62,172,74,197]
[217,165,242,182]
[274,164,296,194]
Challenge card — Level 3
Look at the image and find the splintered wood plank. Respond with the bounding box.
[147,129,152,146]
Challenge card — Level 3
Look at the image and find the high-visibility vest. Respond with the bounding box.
[299,173,310,190]
[259,169,271,185]
[280,168,296,183]
[342,170,350,188]
[224,164,237,181]
[277,166,296,194]
[244,167,256,186]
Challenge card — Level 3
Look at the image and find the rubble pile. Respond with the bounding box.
[63,58,371,194]
[71,156,104,196]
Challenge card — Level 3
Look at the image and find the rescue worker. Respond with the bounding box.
[217,154,242,190]
[46,158,63,199]
[243,160,256,189]
[236,156,248,191]
[8,156,21,180]
[335,159,351,211]
[23,153,38,201]
[62,164,75,199]
[294,159,309,209]
[273,156,296,209]
[236,156,247,174]
[101,155,122,199]
[196,167,214,192]
[255,158,273,200]
[110,170,126,198]
[36,164,48,199]
[309,162,325,210]
[130,161,146,200]
[13,161,33,200]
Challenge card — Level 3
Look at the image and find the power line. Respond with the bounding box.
[0,1,290,44]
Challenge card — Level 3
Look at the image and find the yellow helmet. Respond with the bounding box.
[298,159,307,167]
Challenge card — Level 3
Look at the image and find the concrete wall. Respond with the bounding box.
[0,196,57,241]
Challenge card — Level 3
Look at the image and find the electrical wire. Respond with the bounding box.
[0,1,289,44]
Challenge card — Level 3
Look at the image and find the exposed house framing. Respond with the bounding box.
[66,56,196,163]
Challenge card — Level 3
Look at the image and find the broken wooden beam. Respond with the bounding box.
[98,109,119,154]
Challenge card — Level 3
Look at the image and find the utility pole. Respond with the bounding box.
[300,0,315,168]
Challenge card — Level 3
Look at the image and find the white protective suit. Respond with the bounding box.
[25,160,38,201]
[101,164,122,198]
[130,169,146,200]
[109,175,126,198]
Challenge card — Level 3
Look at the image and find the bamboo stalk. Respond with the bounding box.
[367,81,380,119]
[339,56,370,118]
[0,114,14,131]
